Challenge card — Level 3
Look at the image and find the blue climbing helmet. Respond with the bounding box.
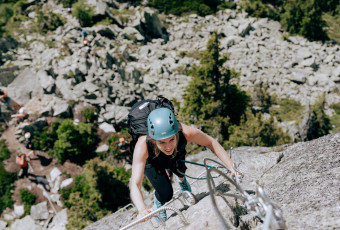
[147,108,179,140]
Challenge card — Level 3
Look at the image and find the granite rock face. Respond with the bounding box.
[85,132,340,230]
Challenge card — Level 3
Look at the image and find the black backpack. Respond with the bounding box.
[127,96,175,156]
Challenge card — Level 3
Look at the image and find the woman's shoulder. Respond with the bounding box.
[135,135,148,151]
[180,123,199,137]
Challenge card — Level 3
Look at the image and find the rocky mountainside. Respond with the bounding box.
[0,0,340,229]
[85,132,340,230]
[0,0,339,141]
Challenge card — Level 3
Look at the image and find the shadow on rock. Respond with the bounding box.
[35,154,53,167]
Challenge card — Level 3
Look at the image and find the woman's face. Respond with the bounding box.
[155,135,177,156]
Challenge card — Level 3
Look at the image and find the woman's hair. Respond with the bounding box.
[150,132,180,158]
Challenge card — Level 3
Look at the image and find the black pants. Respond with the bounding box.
[144,161,187,205]
[21,165,29,178]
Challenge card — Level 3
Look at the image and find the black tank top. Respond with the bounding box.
[146,124,187,169]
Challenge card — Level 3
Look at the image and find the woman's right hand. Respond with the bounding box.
[137,208,152,221]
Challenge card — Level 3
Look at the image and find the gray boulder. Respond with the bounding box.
[134,8,169,42]
[48,209,68,230]
[52,98,71,117]
[7,68,44,105]
[260,132,340,229]
[30,201,49,220]
[0,220,7,230]
[37,70,55,94]
[10,215,42,230]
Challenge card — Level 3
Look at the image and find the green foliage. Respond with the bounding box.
[241,0,338,42]
[72,0,94,27]
[251,83,274,113]
[32,121,61,152]
[52,119,98,164]
[180,31,250,140]
[0,3,13,26]
[19,189,36,216]
[0,163,16,215]
[106,135,120,159]
[35,6,66,34]
[281,0,328,41]
[0,139,11,161]
[32,119,98,164]
[219,1,237,10]
[0,139,16,215]
[330,103,340,133]
[81,106,98,123]
[148,0,221,16]
[240,0,279,20]
[323,11,340,44]
[11,0,29,22]
[61,158,130,229]
[307,95,331,140]
[226,110,291,147]
[270,98,303,122]
[57,0,77,8]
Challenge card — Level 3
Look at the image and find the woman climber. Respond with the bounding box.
[129,107,236,221]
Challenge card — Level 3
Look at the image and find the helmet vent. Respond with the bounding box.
[149,119,155,135]
[169,113,175,129]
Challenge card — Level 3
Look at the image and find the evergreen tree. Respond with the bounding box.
[281,0,328,41]
[307,95,332,140]
[180,31,249,140]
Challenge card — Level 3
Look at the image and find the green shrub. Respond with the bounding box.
[52,119,98,164]
[0,139,16,215]
[251,83,275,113]
[0,4,13,26]
[270,98,304,122]
[240,0,279,20]
[32,120,98,164]
[330,103,340,133]
[148,0,219,16]
[0,139,11,161]
[61,158,130,229]
[72,0,94,27]
[226,110,291,147]
[240,0,339,42]
[35,5,66,34]
[281,0,328,41]
[19,189,36,216]
[57,0,77,8]
[11,0,29,22]
[32,121,61,152]
[307,95,331,140]
[219,1,237,10]
[0,163,16,215]
[81,106,97,123]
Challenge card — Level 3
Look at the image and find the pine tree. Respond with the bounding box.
[180,31,249,140]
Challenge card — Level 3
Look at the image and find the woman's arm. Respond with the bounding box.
[181,123,236,175]
[129,135,150,217]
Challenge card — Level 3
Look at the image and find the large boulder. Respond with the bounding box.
[133,8,169,42]
[10,215,42,230]
[48,209,68,230]
[7,68,44,105]
[30,201,49,220]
